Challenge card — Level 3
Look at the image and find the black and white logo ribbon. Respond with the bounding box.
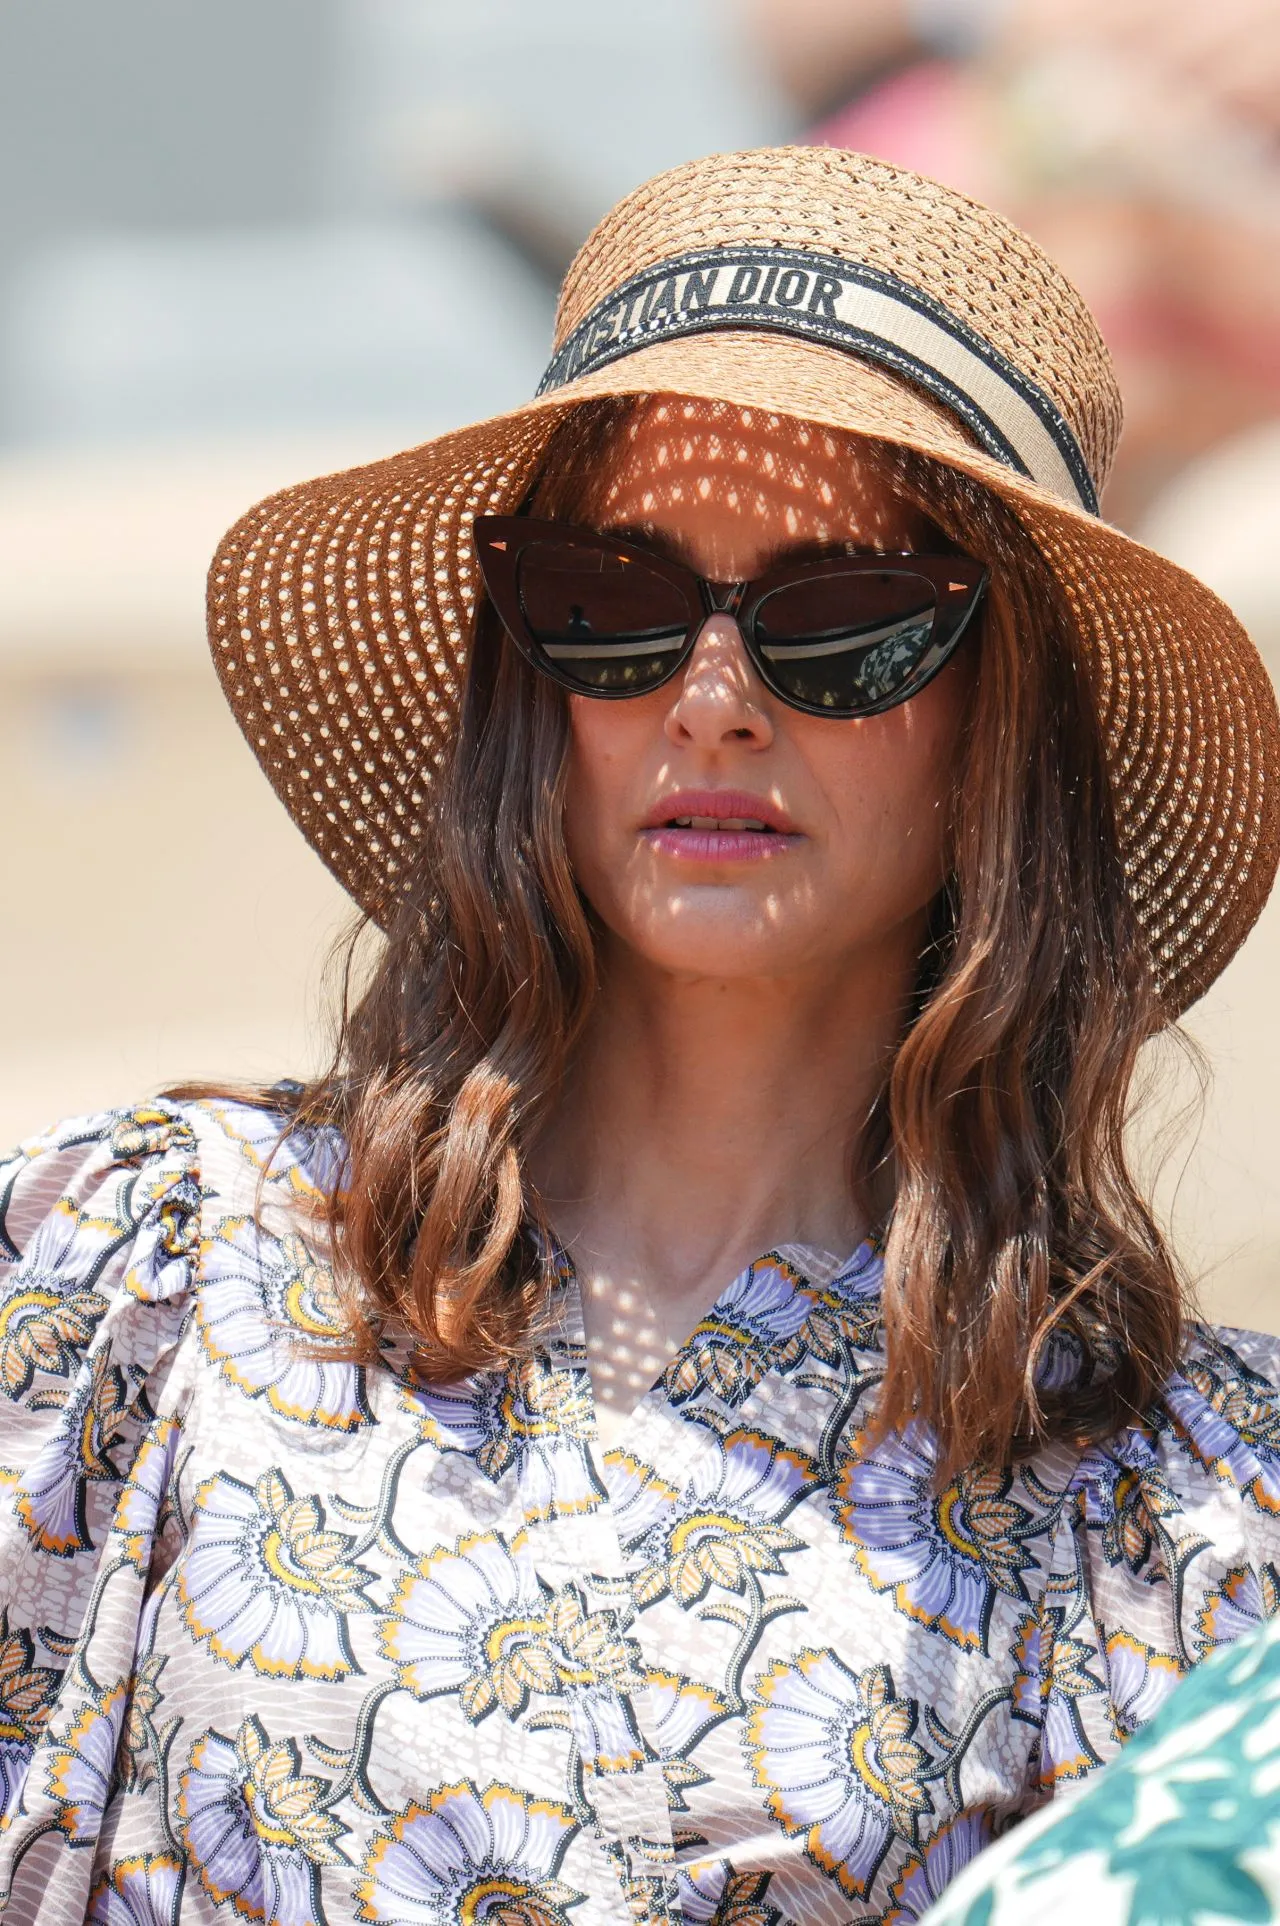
[538,244,1098,515]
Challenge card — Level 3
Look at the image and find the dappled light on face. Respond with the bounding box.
[663,617,771,744]
[616,825,821,968]
[576,397,937,581]
[553,392,969,1002]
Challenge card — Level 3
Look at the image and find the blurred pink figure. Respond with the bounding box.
[743,0,1280,524]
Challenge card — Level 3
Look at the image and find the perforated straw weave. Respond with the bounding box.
[207,147,1280,1015]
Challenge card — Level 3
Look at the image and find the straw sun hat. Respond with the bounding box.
[208,146,1280,1015]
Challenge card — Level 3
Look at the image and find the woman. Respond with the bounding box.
[2,147,1279,1925]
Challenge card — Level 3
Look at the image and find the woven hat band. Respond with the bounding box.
[539,243,1099,514]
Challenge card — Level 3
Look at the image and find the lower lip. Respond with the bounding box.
[641,827,800,863]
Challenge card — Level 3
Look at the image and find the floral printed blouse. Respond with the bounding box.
[921,1580,1280,1925]
[2,1099,1280,1926]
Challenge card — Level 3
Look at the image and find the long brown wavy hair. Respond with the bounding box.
[184,398,1188,1474]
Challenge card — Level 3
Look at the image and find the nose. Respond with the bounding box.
[663,613,775,750]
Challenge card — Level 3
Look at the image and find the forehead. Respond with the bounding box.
[578,396,935,560]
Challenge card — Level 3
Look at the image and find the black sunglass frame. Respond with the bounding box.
[472,515,989,719]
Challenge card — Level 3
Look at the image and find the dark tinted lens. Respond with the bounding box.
[516,543,692,693]
[753,570,940,712]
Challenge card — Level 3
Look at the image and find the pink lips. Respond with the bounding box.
[639,788,801,864]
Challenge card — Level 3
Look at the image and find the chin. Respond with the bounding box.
[615,911,821,981]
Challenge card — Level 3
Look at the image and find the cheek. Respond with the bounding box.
[561,693,657,880]
[816,662,969,881]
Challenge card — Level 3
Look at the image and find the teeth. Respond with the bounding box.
[670,816,772,831]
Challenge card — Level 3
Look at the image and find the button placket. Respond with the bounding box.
[519,1286,682,1921]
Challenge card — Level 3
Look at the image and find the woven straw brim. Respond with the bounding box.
[207,327,1280,1017]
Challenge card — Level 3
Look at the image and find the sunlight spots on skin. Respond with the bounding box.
[579,1267,675,1429]
[550,391,967,1011]
[576,397,934,582]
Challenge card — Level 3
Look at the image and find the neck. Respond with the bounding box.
[532,927,917,1302]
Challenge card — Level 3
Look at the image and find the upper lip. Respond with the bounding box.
[640,789,799,834]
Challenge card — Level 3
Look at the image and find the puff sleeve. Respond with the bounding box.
[0,1103,200,1910]
[1026,1321,1280,1793]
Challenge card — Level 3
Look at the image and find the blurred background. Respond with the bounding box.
[1,0,1277,1324]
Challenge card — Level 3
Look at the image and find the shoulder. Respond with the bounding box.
[171,1096,373,1434]
[1154,1320,1280,1505]
[0,1101,203,1319]
[0,1092,344,1312]
[1075,1320,1280,1503]
[990,1322,1280,1798]
[1052,1320,1280,1673]
[173,1090,346,1219]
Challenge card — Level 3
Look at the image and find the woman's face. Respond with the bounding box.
[560,399,974,986]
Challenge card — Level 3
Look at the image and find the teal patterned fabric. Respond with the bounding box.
[920,1606,1280,1924]
[2,1097,1280,1923]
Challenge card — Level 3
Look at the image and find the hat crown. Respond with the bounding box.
[555,145,1123,499]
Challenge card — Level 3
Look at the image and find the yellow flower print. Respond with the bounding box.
[4,1344,133,1556]
[542,1588,640,1691]
[1101,1466,1162,1573]
[852,1668,933,1831]
[356,1779,583,1924]
[1195,1562,1280,1658]
[381,1531,644,1766]
[676,1861,783,1925]
[381,1530,554,1720]
[1166,1337,1280,1510]
[180,1715,347,1924]
[109,1107,189,1164]
[45,1681,127,1843]
[1037,1626,1108,1786]
[647,1672,730,1809]
[610,1429,822,1611]
[781,1287,883,1372]
[671,1515,800,1605]
[0,1277,107,1402]
[403,1352,604,1522]
[201,1097,345,1202]
[663,1256,821,1408]
[88,1853,185,1924]
[1104,1631,1184,1741]
[0,1611,62,1813]
[747,1650,933,1900]
[837,1425,1040,1654]
[196,1215,370,1430]
[109,1417,181,1571]
[875,1809,994,1922]
[1009,1610,1048,1724]
[178,1468,375,1679]
[119,1652,168,1794]
[773,1239,887,1375]
[1186,1359,1280,1454]
[237,1717,348,1866]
